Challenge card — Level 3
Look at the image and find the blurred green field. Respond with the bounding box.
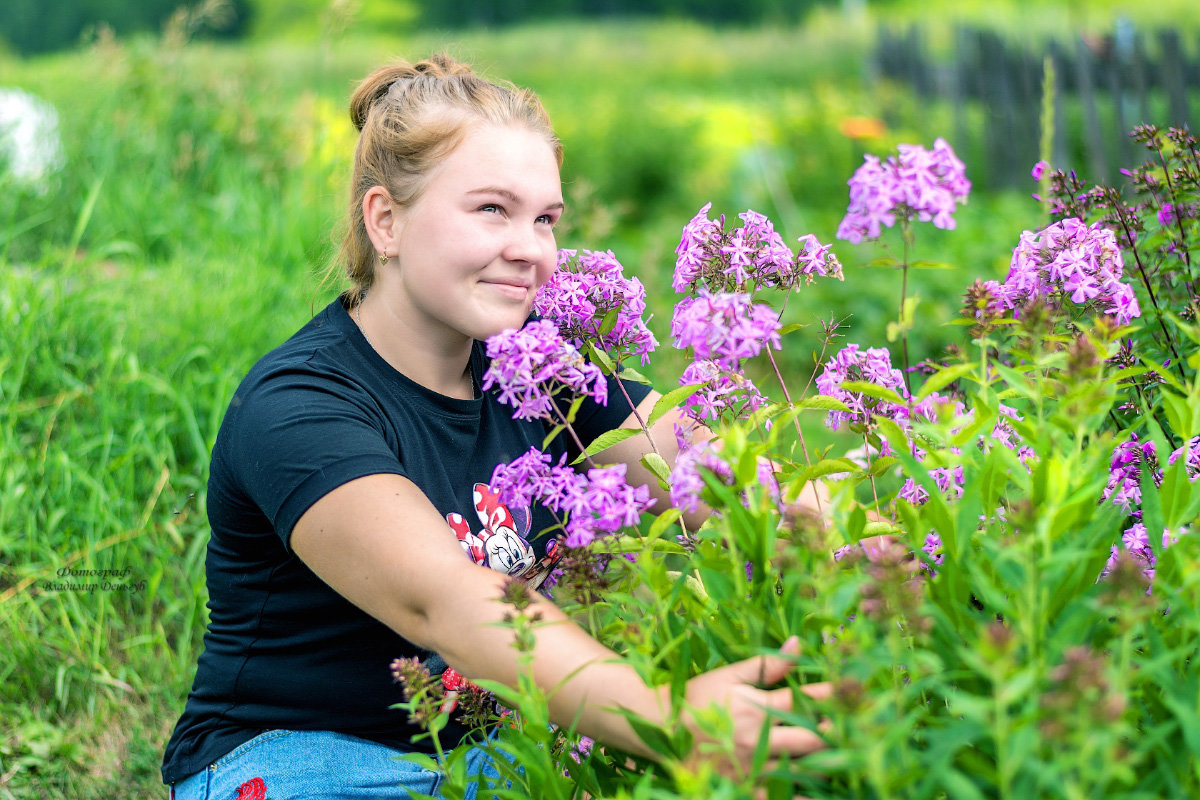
[0,7,1193,797]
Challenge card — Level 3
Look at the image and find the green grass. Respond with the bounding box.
[0,11,1182,796]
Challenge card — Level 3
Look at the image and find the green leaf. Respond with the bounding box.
[646,508,684,540]
[865,257,900,268]
[571,427,641,464]
[640,452,671,487]
[616,366,651,385]
[840,380,907,407]
[908,260,957,270]
[597,306,620,337]
[916,362,975,400]
[584,341,616,374]
[541,423,566,449]
[1161,389,1197,441]
[868,455,900,477]
[565,394,585,425]
[778,322,807,336]
[606,530,687,554]
[991,362,1037,400]
[648,383,704,427]
[793,457,861,484]
[794,395,851,412]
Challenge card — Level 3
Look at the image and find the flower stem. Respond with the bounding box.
[899,219,914,396]
[613,374,661,458]
[1152,137,1197,292]
[765,347,811,465]
[1110,199,1187,382]
[550,400,597,470]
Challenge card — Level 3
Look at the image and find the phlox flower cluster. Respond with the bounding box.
[483,320,608,421]
[815,343,908,438]
[896,402,1034,506]
[671,289,782,370]
[898,459,965,506]
[533,249,657,365]
[667,437,780,516]
[836,138,971,244]
[1104,522,1185,584]
[1101,434,1197,582]
[677,359,768,423]
[1103,434,1200,512]
[1103,434,1159,514]
[978,218,1141,325]
[668,439,734,514]
[673,203,842,293]
[1168,435,1200,480]
[490,448,654,548]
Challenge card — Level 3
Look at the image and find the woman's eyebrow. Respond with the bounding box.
[467,186,565,210]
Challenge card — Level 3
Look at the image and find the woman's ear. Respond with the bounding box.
[363,185,399,258]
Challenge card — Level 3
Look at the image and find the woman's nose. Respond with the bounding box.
[504,222,553,266]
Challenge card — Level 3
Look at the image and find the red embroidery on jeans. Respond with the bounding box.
[234,777,267,800]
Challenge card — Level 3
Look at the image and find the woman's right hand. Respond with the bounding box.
[680,636,830,778]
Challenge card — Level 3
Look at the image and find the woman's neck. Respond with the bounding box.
[353,297,475,400]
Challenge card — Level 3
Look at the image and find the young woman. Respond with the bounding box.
[162,54,829,799]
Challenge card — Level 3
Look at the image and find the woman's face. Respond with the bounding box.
[382,122,564,344]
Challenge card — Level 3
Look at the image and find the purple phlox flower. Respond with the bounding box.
[1000,218,1141,325]
[1168,436,1200,481]
[495,450,653,548]
[483,320,608,421]
[756,458,783,509]
[794,233,844,283]
[730,210,797,288]
[668,439,734,514]
[1115,522,1186,583]
[1103,435,1160,514]
[562,463,655,548]
[836,138,970,244]
[898,448,964,506]
[1158,203,1175,227]
[490,448,559,511]
[534,249,658,365]
[815,343,909,434]
[1031,160,1049,181]
[678,359,769,423]
[673,204,841,293]
[670,289,782,369]
[922,532,944,568]
[569,735,594,763]
[490,447,586,520]
[674,203,725,293]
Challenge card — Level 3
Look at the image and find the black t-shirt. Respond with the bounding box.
[161,298,650,784]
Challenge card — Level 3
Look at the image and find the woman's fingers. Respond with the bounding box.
[719,635,801,687]
[764,722,827,756]
[798,680,833,702]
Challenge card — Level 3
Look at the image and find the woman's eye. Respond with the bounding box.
[479,204,503,215]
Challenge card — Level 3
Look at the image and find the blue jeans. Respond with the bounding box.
[169,729,501,800]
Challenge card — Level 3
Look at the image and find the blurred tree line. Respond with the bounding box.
[1,0,824,57]
[420,0,818,26]
[1,0,253,55]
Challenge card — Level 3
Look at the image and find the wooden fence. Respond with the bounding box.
[872,24,1200,189]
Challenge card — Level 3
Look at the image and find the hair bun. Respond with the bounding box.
[348,54,475,131]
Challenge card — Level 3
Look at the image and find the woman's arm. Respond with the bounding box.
[291,472,828,766]
[599,390,830,530]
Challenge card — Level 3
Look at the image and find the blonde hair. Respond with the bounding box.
[333,53,563,304]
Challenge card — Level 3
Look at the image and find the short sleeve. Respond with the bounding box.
[219,363,405,548]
